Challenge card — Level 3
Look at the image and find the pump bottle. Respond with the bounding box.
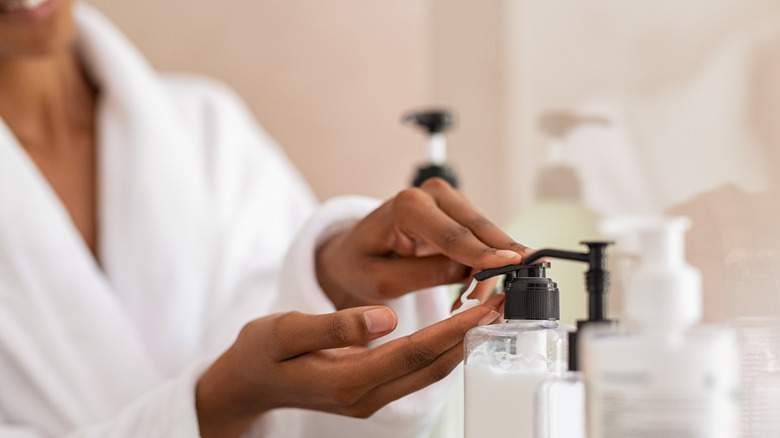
[463,263,570,438]
[581,216,740,438]
[464,242,616,438]
[505,111,607,325]
[402,109,458,188]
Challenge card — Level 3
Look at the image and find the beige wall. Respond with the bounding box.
[429,0,511,225]
[87,0,430,201]
[506,0,780,217]
[85,0,780,243]
[85,0,515,225]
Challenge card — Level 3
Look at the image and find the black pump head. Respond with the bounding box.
[516,241,612,322]
[503,262,560,321]
[403,108,459,188]
[403,109,456,135]
[411,165,459,188]
[474,241,617,370]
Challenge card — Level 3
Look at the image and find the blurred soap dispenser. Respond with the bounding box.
[403,109,459,188]
[506,111,608,326]
[581,217,741,438]
[463,262,571,438]
[528,241,618,438]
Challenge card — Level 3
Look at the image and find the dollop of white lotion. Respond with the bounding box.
[452,278,482,316]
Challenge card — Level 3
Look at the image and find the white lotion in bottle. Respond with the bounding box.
[464,263,570,438]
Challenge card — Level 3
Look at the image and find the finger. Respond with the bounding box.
[361,255,470,299]
[376,181,526,271]
[418,178,534,267]
[334,295,505,418]
[269,307,398,361]
[480,293,506,315]
[335,301,501,392]
[337,339,467,418]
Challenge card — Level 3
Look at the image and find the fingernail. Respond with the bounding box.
[364,308,396,334]
[477,310,500,326]
[495,249,521,260]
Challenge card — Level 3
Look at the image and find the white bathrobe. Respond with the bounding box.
[0,4,451,437]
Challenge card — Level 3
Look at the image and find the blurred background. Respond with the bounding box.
[89,0,780,322]
[88,1,780,436]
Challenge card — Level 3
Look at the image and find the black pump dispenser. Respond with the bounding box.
[504,262,560,321]
[474,241,617,370]
[403,109,459,188]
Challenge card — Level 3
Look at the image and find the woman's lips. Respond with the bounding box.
[0,0,48,12]
[0,0,59,22]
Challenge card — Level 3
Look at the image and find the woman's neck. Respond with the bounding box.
[0,47,101,259]
[0,48,96,151]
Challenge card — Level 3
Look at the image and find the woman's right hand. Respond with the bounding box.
[195,295,503,438]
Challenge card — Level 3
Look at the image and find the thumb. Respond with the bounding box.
[270,306,398,360]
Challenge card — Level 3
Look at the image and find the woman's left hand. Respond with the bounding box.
[316,178,532,309]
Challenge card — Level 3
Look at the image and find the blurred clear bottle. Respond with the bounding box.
[506,111,608,326]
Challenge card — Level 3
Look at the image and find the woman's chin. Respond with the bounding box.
[0,0,61,22]
[0,0,72,58]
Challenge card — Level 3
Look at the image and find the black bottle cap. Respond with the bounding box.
[411,164,459,188]
[504,262,560,321]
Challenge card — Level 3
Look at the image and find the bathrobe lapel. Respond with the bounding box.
[81,4,215,377]
[0,4,214,430]
[0,113,163,428]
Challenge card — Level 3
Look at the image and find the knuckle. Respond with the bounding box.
[435,260,469,285]
[465,215,493,231]
[401,339,439,371]
[374,281,393,298]
[325,316,353,345]
[427,361,455,383]
[266,311,300,339]
[509,241,530,252]
[441,225,471,250]
[373,271,401,298]
[261,312,298,359]
[325,374,366,407]
[240,318,262,338]
[419,176,451,192]
[393,187,429,209]
[348,403,380,419]
[330,387,362,407]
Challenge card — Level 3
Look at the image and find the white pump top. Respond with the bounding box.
[604,216,702,329]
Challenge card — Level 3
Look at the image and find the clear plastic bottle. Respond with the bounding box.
[464,263,570,438]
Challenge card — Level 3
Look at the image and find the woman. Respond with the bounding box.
[0,0,530,436]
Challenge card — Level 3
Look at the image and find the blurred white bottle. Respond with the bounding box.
[582,216,741,438]
[733,317,780,438]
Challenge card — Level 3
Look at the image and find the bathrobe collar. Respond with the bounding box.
[0,3,211,428]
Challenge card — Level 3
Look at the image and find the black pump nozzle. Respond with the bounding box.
[403,109,459,188]
[474,241,617,370]
[523,242,611,323]
[502,262,560,321]
[403,110,455,135]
